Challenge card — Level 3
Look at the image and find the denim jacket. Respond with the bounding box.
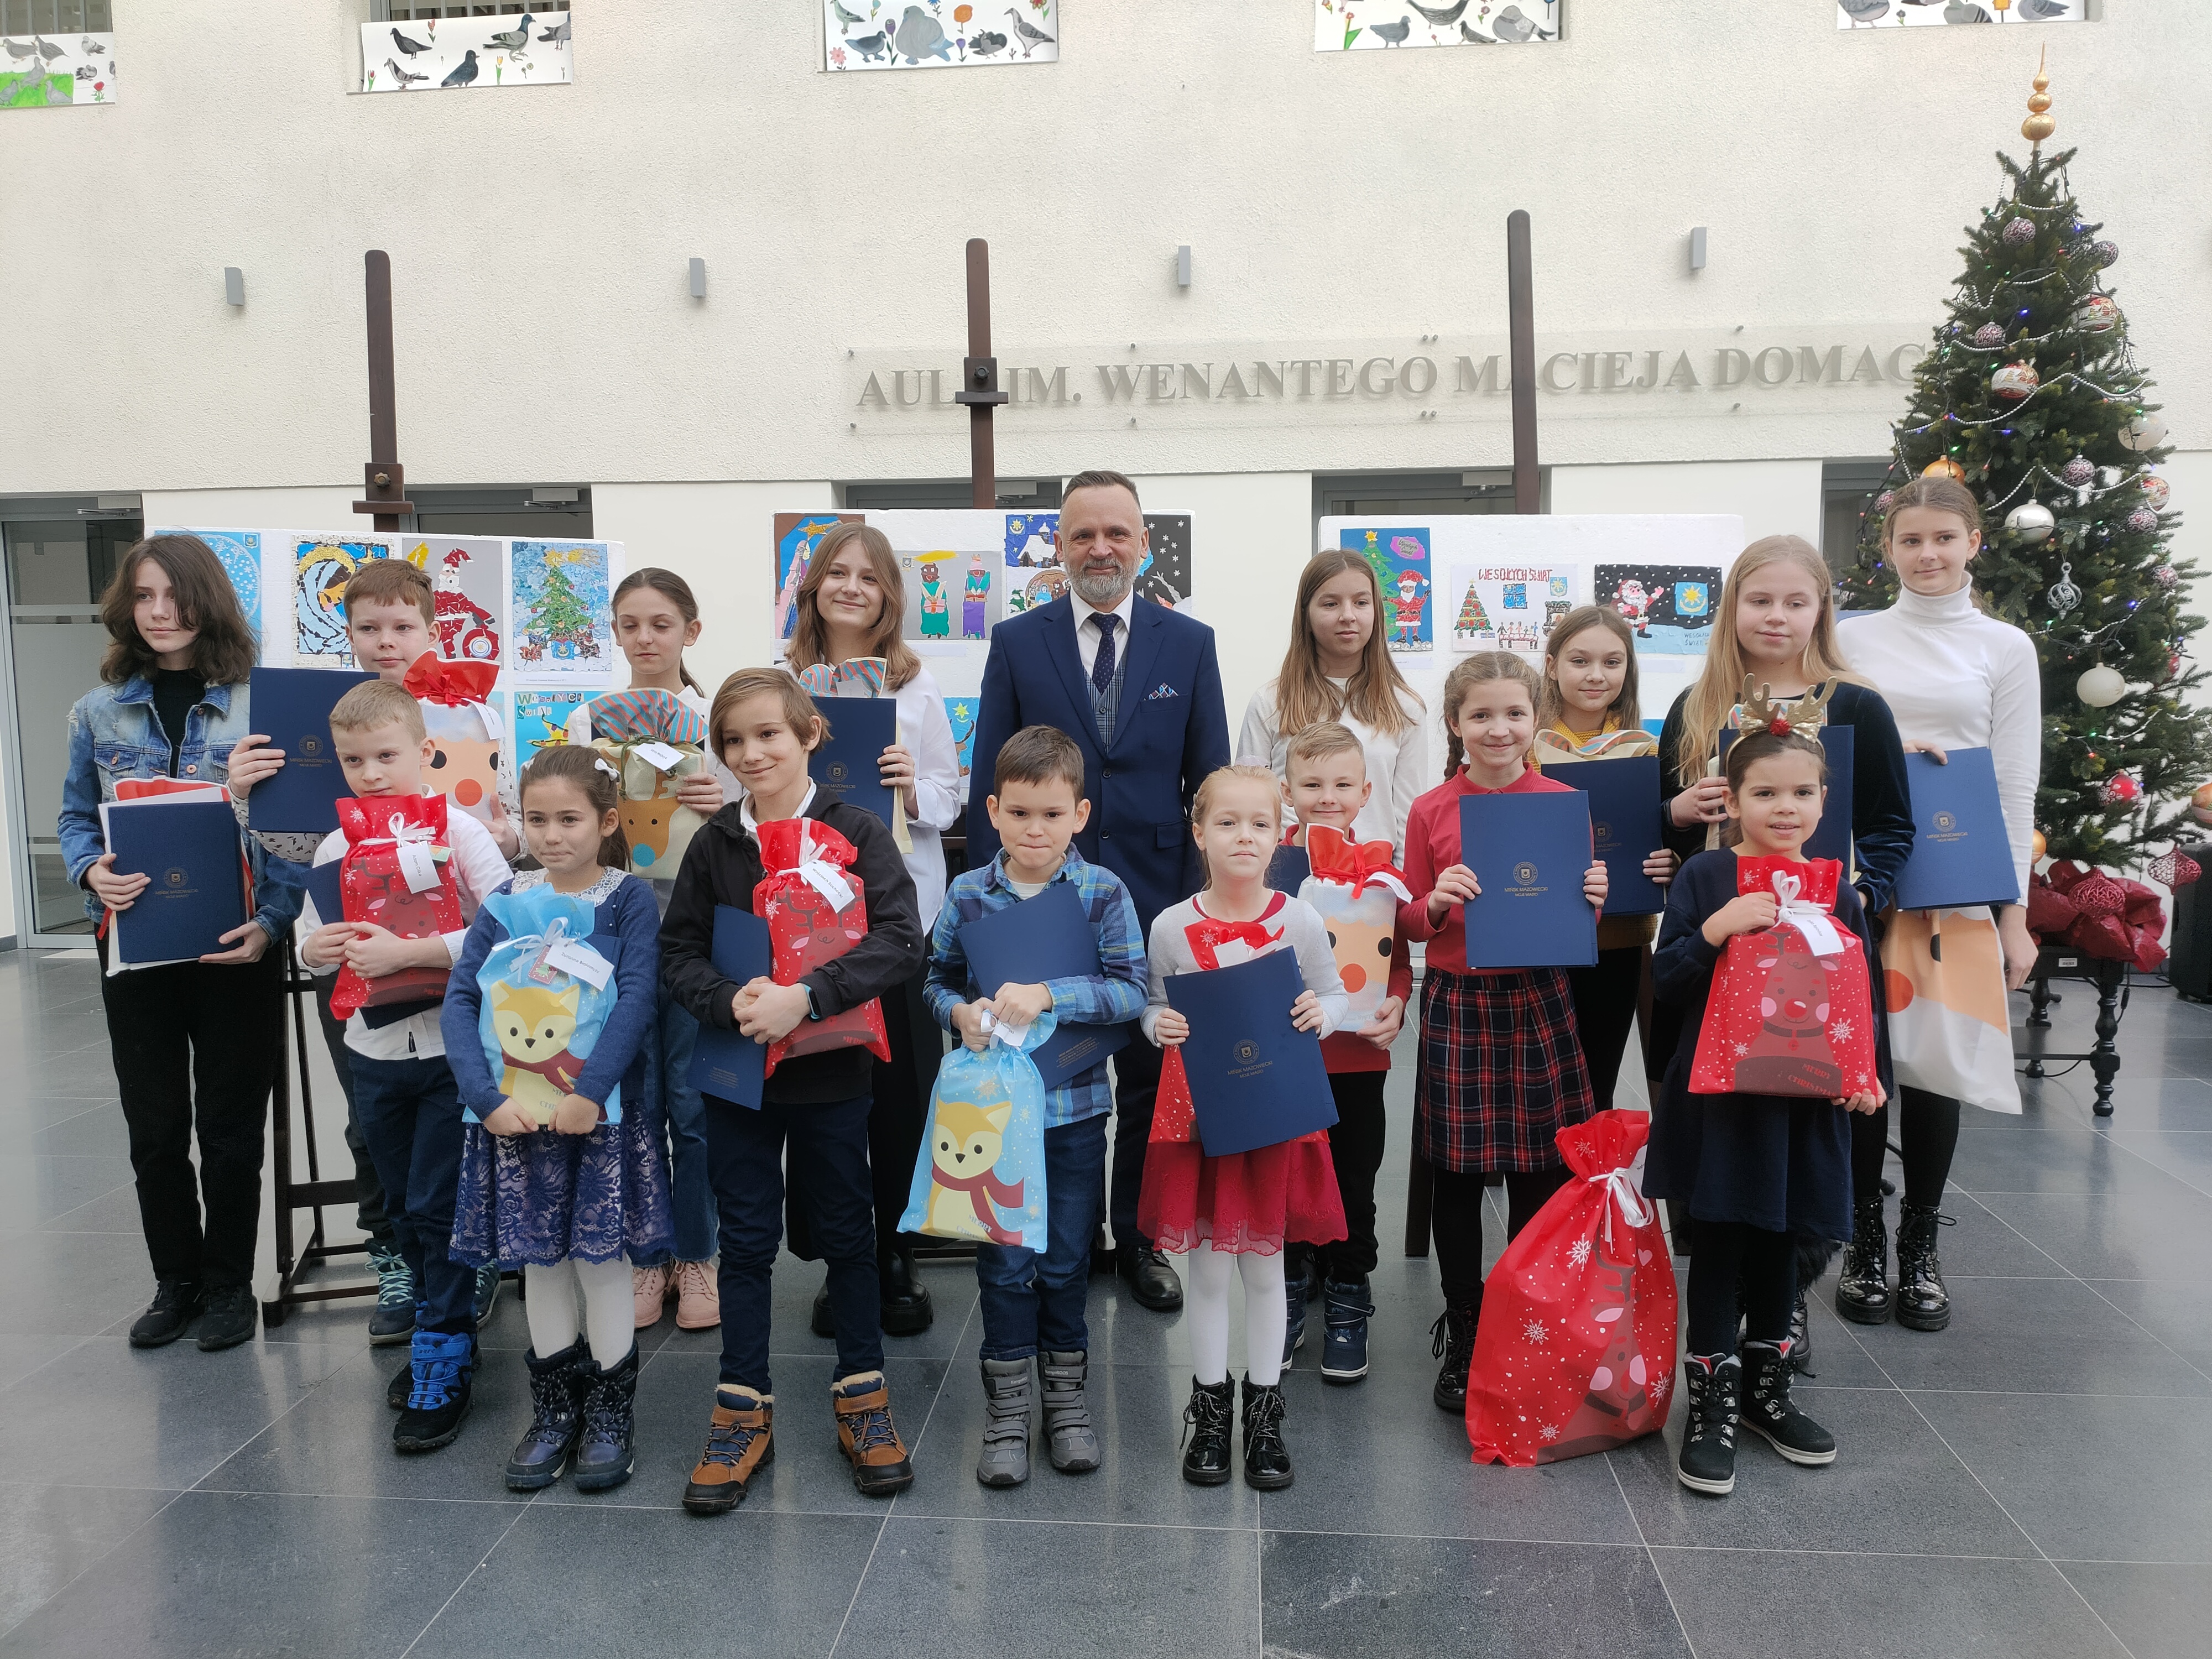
[59,676,306,943]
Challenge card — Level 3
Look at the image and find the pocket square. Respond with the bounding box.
[1147,684,1180,701]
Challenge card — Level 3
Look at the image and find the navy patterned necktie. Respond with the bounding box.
[1091,612,1120,693]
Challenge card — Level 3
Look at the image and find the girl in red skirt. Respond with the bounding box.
[1400,653,1608,1417]
[1140,765,1349,1491]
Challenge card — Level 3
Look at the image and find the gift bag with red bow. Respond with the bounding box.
[1297,825,1408,1027]
[1466,1110,1678,1465]
[753,817,891,1074]
[329,792,463,1019]
[1689,855,1877,1099]
[403,654,504,827]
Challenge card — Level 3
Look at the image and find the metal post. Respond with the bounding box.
[1506,210,1540,515]
[353,250,416,529]
[954,238,1008,509]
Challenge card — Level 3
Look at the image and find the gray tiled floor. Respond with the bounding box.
[2,948,2209,1657]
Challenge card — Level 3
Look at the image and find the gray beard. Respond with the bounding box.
[1071,568,1132,608]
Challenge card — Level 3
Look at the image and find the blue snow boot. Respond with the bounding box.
[1320,1277,1375,1385]
[394,1329,476,1454]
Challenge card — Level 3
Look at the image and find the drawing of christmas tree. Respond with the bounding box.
[528,564,592,655]
[1456,583,1492,640]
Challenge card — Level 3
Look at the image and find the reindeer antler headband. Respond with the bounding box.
[1737,675,1835,738]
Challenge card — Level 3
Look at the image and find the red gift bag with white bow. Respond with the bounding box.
[329,793,463,1020]
[1466,1111,1678,1465]
[1689,855,1877,1099]
[754,817,891,1076]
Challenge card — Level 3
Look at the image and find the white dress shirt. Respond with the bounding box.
[1070,588,1137,681]
[1237,678,1430,860]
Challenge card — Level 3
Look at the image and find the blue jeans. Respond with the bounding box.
[978,1113,1107,1361]
[349,1054,476,1336]
[643,999,718,1264]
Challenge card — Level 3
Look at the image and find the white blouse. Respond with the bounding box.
[1237,677,1428,860]
[1841,583,2042,901]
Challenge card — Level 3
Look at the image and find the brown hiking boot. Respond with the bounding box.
[832,1370,914,1496]
[682,1384,774,1516]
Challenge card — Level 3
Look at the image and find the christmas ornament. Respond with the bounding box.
[2168,651,2184,681]
[2076,665,2126,707]
[2140,473,2172,510]
[2120,414,2168,452]
[2072,294,2121,334]
[2091,238,2120,268]
[2156,565,2180,591]
[2032,829,2047,863]
[1973,322,2008,348]
[2193,782,2212,826]
[2072,872,2127,916]
[1990,361,2041,400]
[2047,561,2082,617]
[2100,773,2142,808]
[2001,217,2036,247]
[1874,491,1896,514]
[2127,507,2161,535]
[2097,465,2125,490]
[2150,847,2203,890]
[1923,457,1966,482]
[2004,500,2056,539]
[2061,455,2095,488]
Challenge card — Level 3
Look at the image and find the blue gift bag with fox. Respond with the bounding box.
[899,1013,1051,1251]
[471,884,623,1125]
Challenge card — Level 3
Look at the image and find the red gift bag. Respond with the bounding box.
[753,817,891,1076]
[329,793,463,1020]
[1466,1111,1678,1465]
[1688,855,1877,1099]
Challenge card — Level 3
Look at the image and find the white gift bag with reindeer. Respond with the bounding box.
[899,1012,1050,1251]
[586,687,708,879]
[469,884,624,1126]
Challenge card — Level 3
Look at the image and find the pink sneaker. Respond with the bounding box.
[632,1263,673,1329]
[674,1260,721,1331]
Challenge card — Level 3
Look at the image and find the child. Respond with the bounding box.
[1646,719,1884,1497]
[298,681,513,1453]
[1398,653,1608,1417]
[1534,606,1681,1111]
[924,724,1148,1488]
[1140,765,1350,1492]
[1275,721,1412,1383]
[562,568,735,1336]
[446,745,672,1491]
[659,668,925,1514]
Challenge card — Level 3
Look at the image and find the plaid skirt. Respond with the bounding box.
[1415,967,1594,1173]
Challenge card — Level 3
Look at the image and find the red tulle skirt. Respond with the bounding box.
[1135,1048,1349,1256]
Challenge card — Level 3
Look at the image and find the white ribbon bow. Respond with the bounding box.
[1768,870,1845,958]
[362,812,445,895]
[794,819,857,912]
[493,915,612,992]
[1316,867,1412,904]
[978,1007,1033,1050]
[1589,1146,1655,1248]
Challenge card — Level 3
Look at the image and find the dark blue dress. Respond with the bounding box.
[1641,851,1890,1243]
[445,869,675,1268]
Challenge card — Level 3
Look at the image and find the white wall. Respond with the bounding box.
[1550,462,1826,548]
[138,486,362,535]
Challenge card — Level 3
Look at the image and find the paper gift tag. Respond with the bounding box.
[632,740,684,773]
[396,839,442,894]
[545,937,613,990]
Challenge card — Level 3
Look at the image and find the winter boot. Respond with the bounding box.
[683,1385,773,1515]
[1787,1286,1815,1376]
[1895,1203,1955,1332]
[977,1356,1032,1487]
[1180,1376,1235,1486]
[393,1329,476,1453]
[1239,1375,1293,1491]
[366,1243,416,1344]
[472,1263,502,1325]
[573,1345,641,1491]
[1676,1351,1741,1496]
[832,1371,915,1496]
[505,1342,589,1490]
[1791,1237,1840,1375]
[1740,1338,1836,1465]
[1320,1277,1375,1385]
[1834,1197,1893,1326]
[1281,1263,1310,1366]
[1430,1301,1478,1414]
[1040,1350,1102,1474]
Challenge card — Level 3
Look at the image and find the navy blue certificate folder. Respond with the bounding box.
[1457,791,1599,969]
[957,882,1134,1091]
[247,667,374,834]
[105,800,246,964]
[687,905,773,1109]
[302,858,345,929]
[1164,950,1337,1158]
[1540,757,1667,918]
[1717,725,1855,866]
[1896,748,2020,910]
[809,700,898,829]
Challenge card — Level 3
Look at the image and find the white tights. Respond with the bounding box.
[524,1256,635,1365]
[1186,1242,1287,1388]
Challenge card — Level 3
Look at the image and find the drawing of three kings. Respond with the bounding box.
[918,552,991,641]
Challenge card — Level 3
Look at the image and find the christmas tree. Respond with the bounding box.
[1834,58,2208,870]
[528,564,592,644]
[1457,584,1491,639]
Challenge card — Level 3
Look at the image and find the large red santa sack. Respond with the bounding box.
[754,816,891,1076]
[1466,1110,1678,1465]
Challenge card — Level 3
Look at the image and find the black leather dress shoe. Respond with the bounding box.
[1120,1246,1184,1312]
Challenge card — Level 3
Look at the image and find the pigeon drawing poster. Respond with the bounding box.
[512,687,604,760]
[773,512,862,649]
[151,528,263,656]
[1340,526,1434,655]
[1836,1,2080,27]
[359,11,575,93]
[1315,0,1561,50]
[1003,512,1194,618]
[293,536,399,665]
[1594,564,1727,658]
[825,1,1060,70]
[2,30,113,109]
[510,541,620,676]
[411,538,506,666]
[1445,563,1581,659]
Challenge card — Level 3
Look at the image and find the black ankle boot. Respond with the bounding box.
[1739,1339,1836,1465]
[1430,1302,1477,1414]
[1239,1375,1292,1491]
[1677,1352,1740,1496]
[1179,1377,1234,1486]
[1834,1198,1892,1326]
[573,1345,640,1491]
[1895,1203,1954,1332]
[505,1342,589,1490]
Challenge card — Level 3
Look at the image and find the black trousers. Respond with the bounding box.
[1566,945,1646,1112]
[1430,1164,1571,1310]
[98,938,284,1291]
[1687,1220,1795,1354]
[314,977,392,1243]
[1287,1070,1388,1284]
[1108,1037,1164,1251]
[1850,1086,1963,1210]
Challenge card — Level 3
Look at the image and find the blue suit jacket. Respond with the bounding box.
[966,596,1230,930]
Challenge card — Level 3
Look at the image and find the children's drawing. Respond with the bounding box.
[293,536,395,664]
[513,687,604,759]
[358,11,573,93]
[1314,0,1559,51]
[1,30,113,109]
[1447,564,1577,658]
[825,1,1057,71]
[961,551,994,639]
[773,512,861,646]
[1003,510,1193,615]
[153,528,260,654]
[410,536,505,664]
[1836,1,2078,27]
[1138,515,1193,608]
[1343,526,1432,653]
[945,696,979,785]
[510,541,616,674]
[1594,564,1725,657]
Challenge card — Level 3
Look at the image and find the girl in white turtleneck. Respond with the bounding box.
[1838,476,2042,1336]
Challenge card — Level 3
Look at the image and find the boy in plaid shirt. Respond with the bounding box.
[926,726,1147,1489]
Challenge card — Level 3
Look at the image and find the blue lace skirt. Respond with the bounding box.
[450,1115,676,1269]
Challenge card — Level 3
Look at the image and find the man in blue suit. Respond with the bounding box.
[968,470,1230,1311]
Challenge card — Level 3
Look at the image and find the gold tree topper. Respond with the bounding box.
[2023,46,2056,145]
